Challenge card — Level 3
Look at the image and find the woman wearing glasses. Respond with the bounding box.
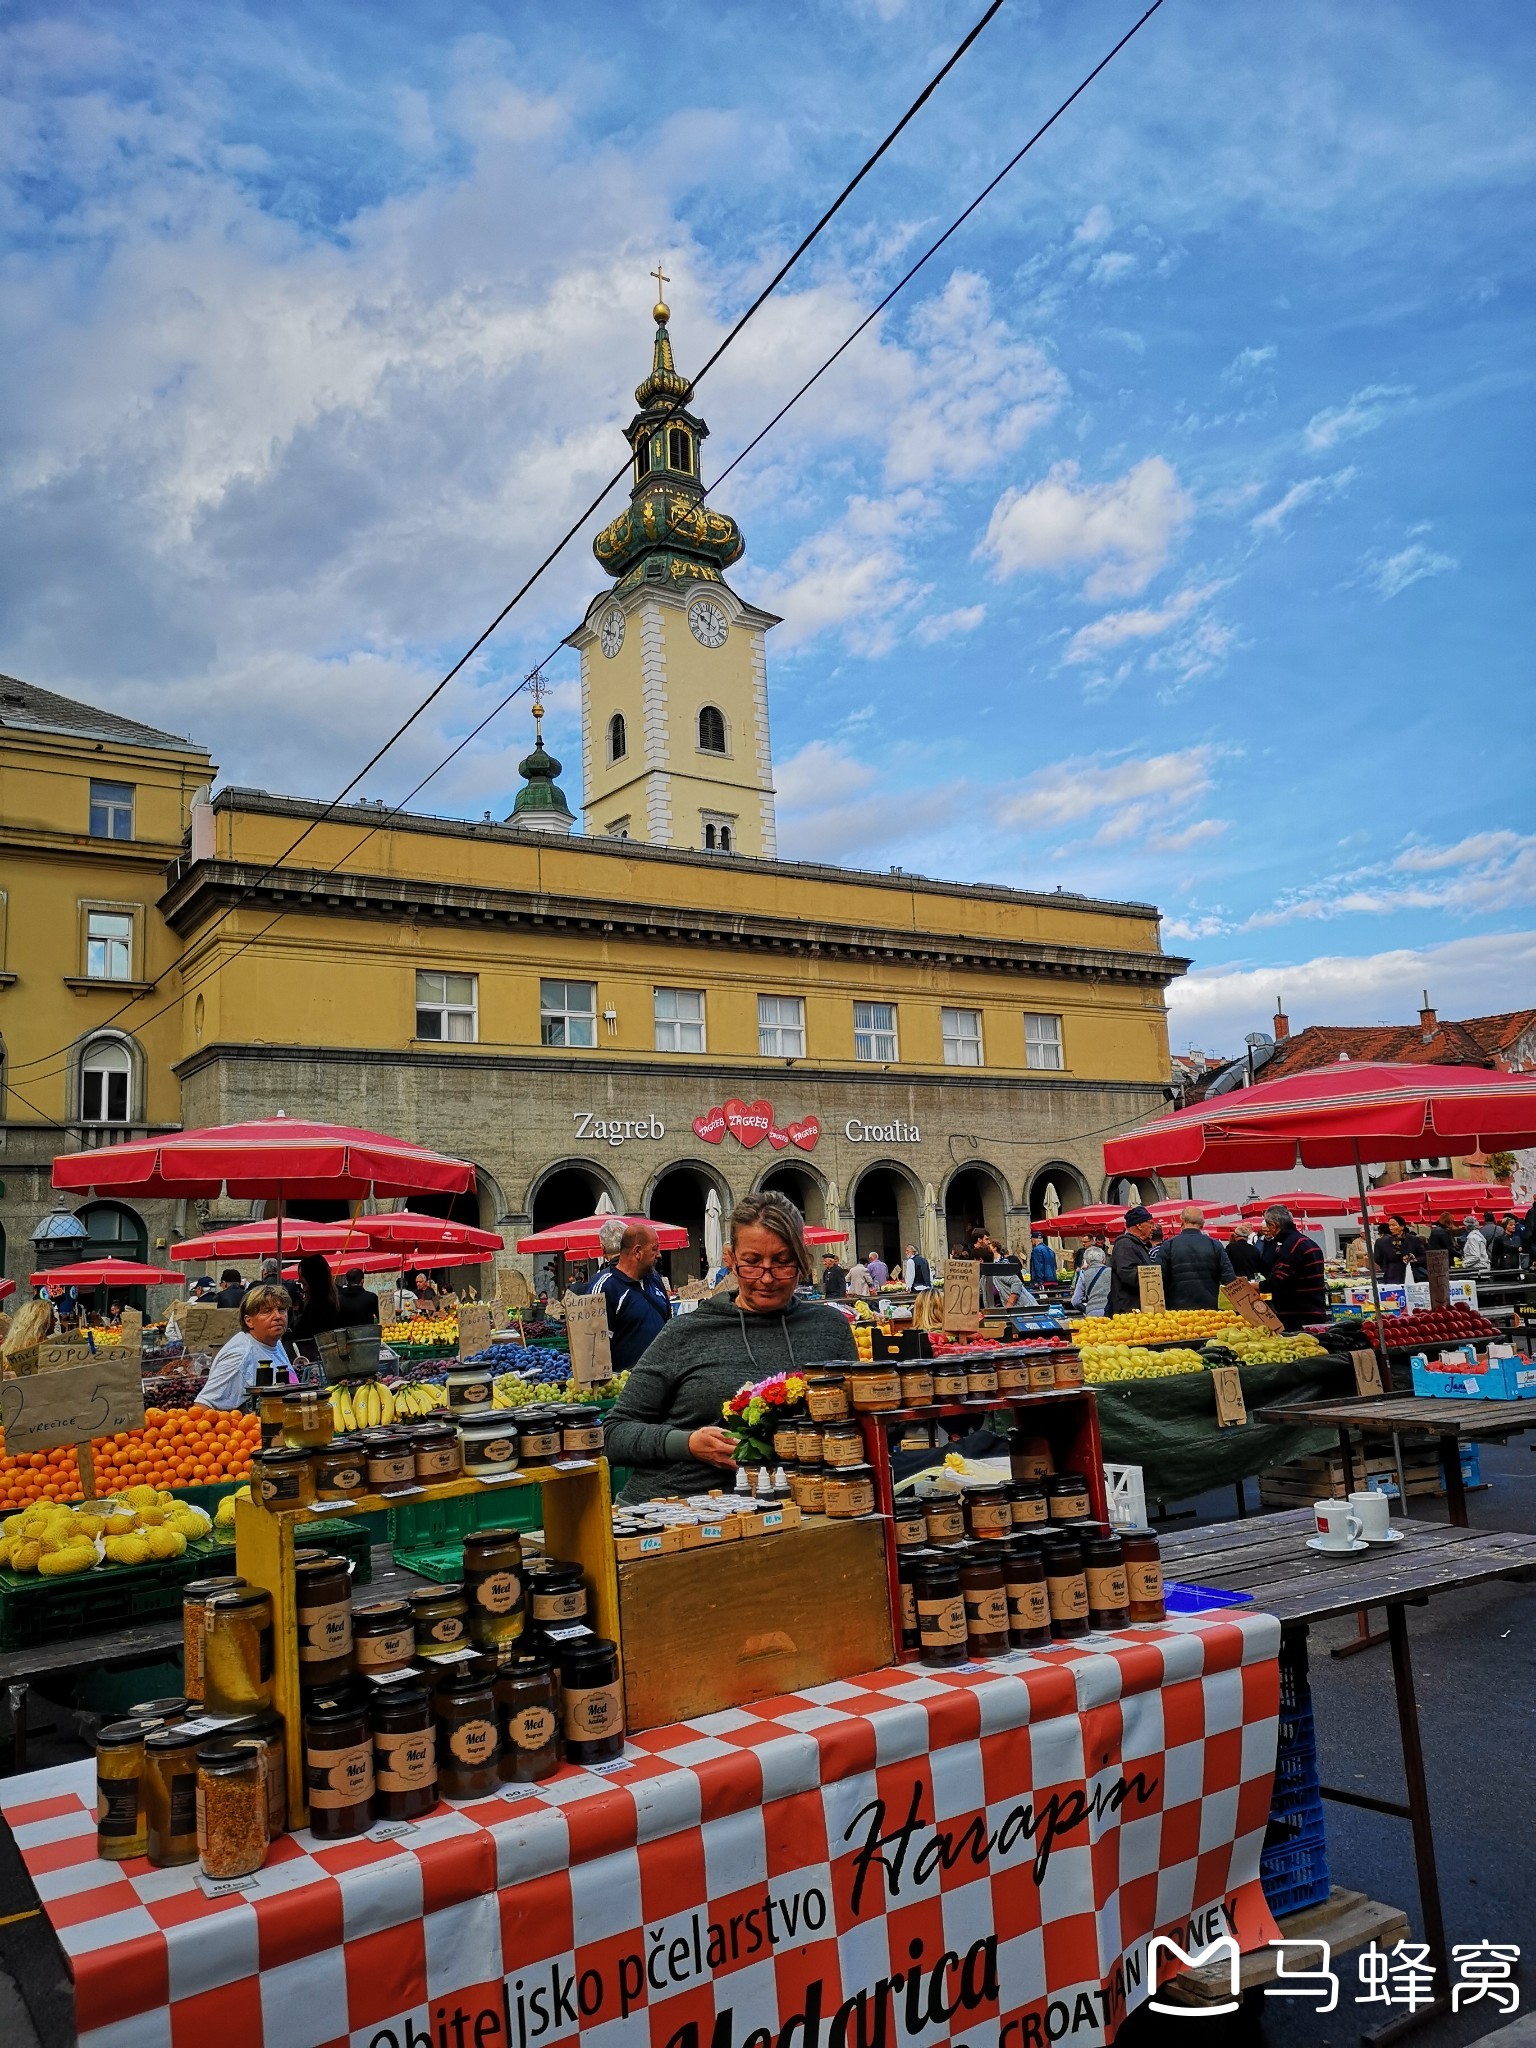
[604,1191,858,1502]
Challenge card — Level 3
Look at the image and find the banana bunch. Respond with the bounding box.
[392,1381,449,1417]
[330,1379,398,1431]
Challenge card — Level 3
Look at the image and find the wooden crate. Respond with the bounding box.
[617,1516,893,1731]
[1259,1444,1441,1507]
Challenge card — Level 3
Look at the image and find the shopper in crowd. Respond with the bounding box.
[197,1283,295,1409]
[821,1253,848,1299]
[1071,1242,1112,1316]
[1375,1213,1426,1284]
[288,1253,345,1354]
[901,1242,932,1289]
[1161,1206,1237,1311]
[1459,1215,1491,1276]
[336,1266,380,1326]
[590,1223,671,1374]
[259,1258,283,1283]
[1029,1237,1059,1287]
[865,1249,889,1290]
[846,1254,873,1299]
[1489,1216,1520,1274]
[214,1268,246,1309]
[1108,1206,1161,1315]
[1426,1212,1456,1260]
[581,1218,627,1293]
[1344,1233,1371,1274]
[1226,1223,1261,1279]
[605,1193,858,1501]
[1263,1205,1328,1329]
[1518,1203,1536,1268]
[188,1275,217,1303]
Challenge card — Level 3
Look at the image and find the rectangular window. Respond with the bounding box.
[941,1007,984,1067]
[541,979,597,1048]
[82,1065,130,1123]
[758,993,805,1059]
[86,910,134,981]
[854,1001,898,1063]
[654,987,705,1054]
[1025,1012,1065,1070]
[89,781,134,840]
[415,971,478,1042]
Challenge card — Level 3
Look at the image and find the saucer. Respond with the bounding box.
[1306,1535,1369,1554]
[1361,1527,1404,1545]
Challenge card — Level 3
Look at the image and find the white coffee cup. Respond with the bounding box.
[1313,1500,1362,1549]
[1349,1490,1392,1541]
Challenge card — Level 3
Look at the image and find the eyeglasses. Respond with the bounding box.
[733,1255,800,1275]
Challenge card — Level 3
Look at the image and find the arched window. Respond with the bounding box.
[608,712,627,762]
[698,705,727,754]
[81,1038,131,1124]
[76,1200,147,1264]
[634,436,651,483]
[704,823,716,850]
[667,427,693,475]
[720,824,732,852]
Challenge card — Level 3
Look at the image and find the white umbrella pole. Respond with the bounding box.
[1352,1145,1389,1353]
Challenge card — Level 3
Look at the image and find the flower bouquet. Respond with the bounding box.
[721,1371,809,1465]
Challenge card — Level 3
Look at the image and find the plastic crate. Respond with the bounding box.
[1278,1631,1309,1712]
[202,1514,373,1586]
[0,1539,228,1653]
[1275,1706,1318,1791]
[389,1489,544,1582]
[1261,1827,1331,1917]
[1163,1580,1255,1614]
[1103,1463,1148,1532]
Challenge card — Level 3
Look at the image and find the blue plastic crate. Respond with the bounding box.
[1278,1633,1309,1712]
[1267,1779,1325,1840]
[1274,1708,1319,1793]
[1163,1580,1255,1614]
[1261,1829,1331,1917]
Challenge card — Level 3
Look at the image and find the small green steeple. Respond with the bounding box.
[507,695,574,834]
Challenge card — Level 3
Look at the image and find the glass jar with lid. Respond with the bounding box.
[559,1637,624,1765]
[795,1420,825,1464]
[494,1651,563,1783]
[1084,1532,1130,1630]
[460,1414,519,1476]
[772,1418,801,1464]
[516,1412,562,1463]
[352,1599,416,1676]
[303,1695,375,1840]
[1122,1531,1166,1623]
[96,1722,149,1861]
[433,1667,501,1797]
[896,1548,937,1651]
[804,1374,850,1423]
[922,1497,967,1547]
[912,1557,967,1667]
[892,1500,928,1550]
[1009,1479,1048,1528]
[372,1682,440,1821]
[218,1710,287,1837]
[848,1363,901,1412]
[958,1546,1009,1658]
[821,1464,876,1518]
[144,1727,205,1866]
[295,1553,354,1687]
[526,1559,588,1633]
[253,1446,312,1510]
[821,1423,863,1469]
[931,1362,968,1401]
[1042,1534,1090,1640]
[964,1483,1012,1541]
[965,1358,999,1398]
[182,1574,244,1703]
[280,1390,333,1451]
[313,1438,367,1500]
[462,1528,526,1647]
[127,1694,190,1726]
[411,1582,471,1660]
[558,1405,605,1455]
[1012,1434,1054,1482]
[1027,1354,1057,1394]
[412,1424,462,1481]
[196,1744,268,1880]
[788,1467,825,1514]
[898,1364,935,1406]
[1054,1349,1085,1388]
[1002,1536,1051,1648]
[364,1432,416,1487]
[201,1587,274,1718]
[1045,1473,1091,1523]
[255,1385,288,1451]
[445,1366,496,1414]
[995,1357,1032,1395]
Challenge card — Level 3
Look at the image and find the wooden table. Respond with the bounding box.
[1252,1392,1536,1525]
[1162,1511,1536,2043]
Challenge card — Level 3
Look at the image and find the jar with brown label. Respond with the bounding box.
[1084,1533,1131,1631]
[795,1421,825,1464]
[304,1696,375,1839]
[1046,1473,1091,1522]
[1053,1350,1084,1389]
[965,1484,1012,1541]
[432,1668,500,1797]
[898,1420,933,1453]
[294,1554,354,1686]
[559,1405,605,1455]
[280,1390,333,1451]
[445,1367,495,1414]
[923,1497,967,1546]
[411,1583,471,1660]
[822,1464,876,1518]
[804,1374,850,1422]
[1012,1435,1054,1483]
[995,1358,1032,1395]
[371,1682,440,1821]
[196,1743,268,1880]
[1009,1480,1048,1528]
[494,1652,563,1783]
[516,1412,562,1463]
[1042,1534,1090,1639]
[352,1600,416,1676]
[412,1424,462,1482]
[965,1358,1000,1398]
[183,1575,244,1702]
[253,1446,312,1510]
[460,1414,520,1476]
[559,1637,625,1765]
[1027,1355,1057,1394]
[932,1363,968,1401]
[896,1550,937,1651]
[143,1720,204,1867]
[462,1528,525,1648]
[788,1467,825,1514]
[526,1559,588,1631]
[848,1363,901,1412]
[364,1432,416,1487]
[1003,1537,1051,1648]
[219,1710,287,1837]
[772,1420,801,1464]
[202,1587,274,1718]
[313,1438,367,1500]
[892,1501,928,1550]
[912,1557,967,1667]
[96,1721,148,1860]
[821,1424,863,1469]
[898,1364,935,1406]
[1121,1531,1166,1623]
[958,1547,1010,1658]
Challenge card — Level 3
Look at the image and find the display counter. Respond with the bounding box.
[1,1607,1281,2048]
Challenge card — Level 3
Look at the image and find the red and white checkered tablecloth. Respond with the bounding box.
[1,1612,1281,2048]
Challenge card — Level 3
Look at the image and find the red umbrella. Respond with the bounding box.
[802,1225,850,1245]
[1237,1190,1355,1220]
[517,1213,690,1255]
[170,1219,359,1261]
[1365,1179,1515,1219]
[353,1214,504,1252]
[284,1248,492,1278]
[30,1257,184,1288]
[0,1278,14,1301]
[1146,1197,1238,1225]
[1030,1204,1127,1237]
[53,1116,474,1204]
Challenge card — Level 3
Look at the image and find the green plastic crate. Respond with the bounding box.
[0,1537,229,1654]
[389,1490,544,1582]
[202,1514,374,1586]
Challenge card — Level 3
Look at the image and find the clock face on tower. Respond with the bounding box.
[687,598,729,649]
[598,606,626,658]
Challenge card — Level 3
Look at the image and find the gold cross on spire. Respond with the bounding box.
[651,262,670,300]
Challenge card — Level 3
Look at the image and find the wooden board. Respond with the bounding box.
[617,1517,894,1731]
[1161,1889,1410,2007]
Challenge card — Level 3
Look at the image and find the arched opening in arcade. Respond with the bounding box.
[526,1163,624,1295]
[403,1172,500,1296]
[646,1164,725,1286]
[850,1164,920,1271]
[1106,1174,1163,1207]
[942,1166,1008,1256]
[75,1199,150,1312]
[1028,1163,1093,1223]
[755,1163,826,1227]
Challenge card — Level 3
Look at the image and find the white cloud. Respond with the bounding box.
[774,738,877,812]
[1250,466,1357,534]
[994,746,1227,854]
[1303,383,1412,449]
[1222,344,1277,385]
[913,604,985,644]
[774,738,963,863]
[1090,250,1137,285]
[1247,831,1536,928]
[1363,541,1459,599]
[978,457,1193,600]
[753,491,926,655]
[1063,581,1226,663]
[1073,205,1113,245]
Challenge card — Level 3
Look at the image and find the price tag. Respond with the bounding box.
[567,1293,614,1385]
[458,1303,493,1360]
[0,1357,145,1454]
[196,1871,261,1900]
[376,1289,399,1325]
[1136,1264,1166,1314]
[942,1260,983,1334]
[1351,1347,1386,1397]
[367,1819,419,1842]
[306,1499,358,1514]
[1223,1278,1284,1333]
[366,1666,424,1687]
[476,1470,526,1485]
[1211,1366,1248,1428]
[499,1783,537,1802]
[427,1646,480,1666]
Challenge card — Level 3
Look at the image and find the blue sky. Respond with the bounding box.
[3,0,1532,1052]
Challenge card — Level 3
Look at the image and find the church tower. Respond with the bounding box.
[566,277,779,857]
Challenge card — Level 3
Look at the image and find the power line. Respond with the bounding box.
[5,0,1010,1084]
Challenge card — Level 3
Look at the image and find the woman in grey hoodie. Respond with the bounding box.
[604,1192,859,1503]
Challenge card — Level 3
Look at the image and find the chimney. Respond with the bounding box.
[1420,989,1437,1041]
[1272,999,1290,1041]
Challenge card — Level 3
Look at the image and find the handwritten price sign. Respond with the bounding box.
[567,1293,615,1385]
[942,1260,983,1334]
[0,1357,146,1455]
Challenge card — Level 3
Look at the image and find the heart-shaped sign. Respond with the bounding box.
[767,1125,790,1151]
[693,1107,726,1145]
[786,1116,821,1152]
[724,1098,773,1149]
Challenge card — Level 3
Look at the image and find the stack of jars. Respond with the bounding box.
[768,1371,878,1520]
[899,1523,1165,1666]
[95,1686,285,1880]
[250,1400,606,1507]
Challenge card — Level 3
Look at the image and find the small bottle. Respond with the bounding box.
[1002,1536,1051,1649]
[494,1651,564,1783]
[1122,1530,1166,1623]
[196,1745,268,1880]
[958,1546,1010,1658]
[912,1557,968,1668]
[372,1682,440,1822]
[1042,1534,1090,1640]
[96,1722,148,1861]
[1083,1532,1131,1631]
[559,1637,625,1765]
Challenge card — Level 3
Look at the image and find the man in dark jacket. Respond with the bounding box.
[214,1269,246,1309]
[1109,1207,1162,1315]
[821,1255,848,1299]
[1262,1205,1327,1328]
[336,1268,380,1327]
[590,1223,671,1375]
[1226,1225,1261,1279]
[1161,1208,1237,1310]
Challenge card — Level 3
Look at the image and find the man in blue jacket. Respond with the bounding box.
[1161,1206,1236,1310]
[1029,1238,1059,1287]
[590,1223,671,1373]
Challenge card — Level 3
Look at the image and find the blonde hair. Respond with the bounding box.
[240,1282,292,1328]
[729,1191,813,1283]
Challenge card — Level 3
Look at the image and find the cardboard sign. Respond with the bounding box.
[181,1305,241,1353]
[566,1292,614,1385]
[942,1259,982,1334]
[38,1340,91,1373]
[375,1288,399,1325]
[496,1266,534,1311]
[677,1280,711,1302]
[458,1303,493,1360]
[1425,1249,1451,1310]
[1351,1347,1387,1397]
[1223,1277,1284,1334]
[0,1356,146,1455]
[1136,1264,1166,1314]
[1211,1365,1248,1428]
